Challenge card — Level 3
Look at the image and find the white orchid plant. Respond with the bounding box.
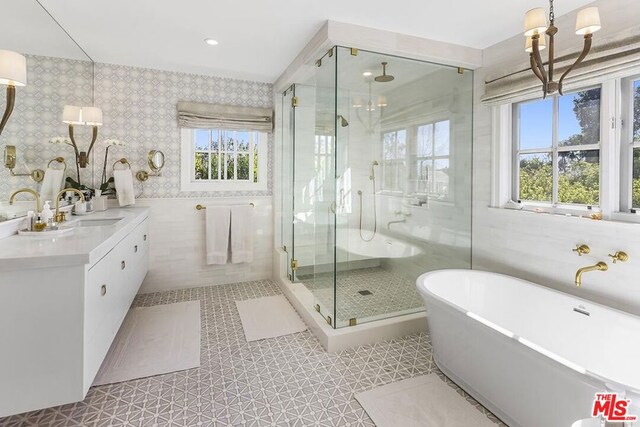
[48,136,126,196]
[48,136,73,146]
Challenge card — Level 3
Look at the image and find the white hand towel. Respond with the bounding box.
[114,169,135,206]
[206,206,231,265]
[230,205,254,264]
[40,168,65,203]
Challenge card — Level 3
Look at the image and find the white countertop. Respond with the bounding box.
[0,207,149,271]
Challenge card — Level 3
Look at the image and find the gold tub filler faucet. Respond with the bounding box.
[575,262,608,287]
[573,245,629,287]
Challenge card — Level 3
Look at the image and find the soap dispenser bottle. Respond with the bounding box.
[41,201,53,227]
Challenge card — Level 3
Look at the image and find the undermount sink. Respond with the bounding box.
[68,218,124,227]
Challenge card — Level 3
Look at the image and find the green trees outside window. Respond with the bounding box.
[193,130,260,182]
[517,88,601,205]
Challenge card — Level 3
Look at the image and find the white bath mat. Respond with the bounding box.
[355,374,496,427]
[93,301,201,386]
[235,295,307,342]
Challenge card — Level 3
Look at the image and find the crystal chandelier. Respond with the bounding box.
[524,0,601,97]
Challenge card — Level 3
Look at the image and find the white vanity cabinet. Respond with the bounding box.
[84,218,149,390]
[0,208,149,418]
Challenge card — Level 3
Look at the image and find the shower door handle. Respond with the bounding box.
[329,201,336,214]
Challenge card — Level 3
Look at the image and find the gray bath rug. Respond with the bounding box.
[355,374,496,427]
[235,295,307,342]
[93,301,201,386]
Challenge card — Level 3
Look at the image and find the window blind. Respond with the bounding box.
[482,34,640,106]
[177,101,273,131]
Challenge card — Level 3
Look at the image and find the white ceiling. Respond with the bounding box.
[19,0,597,83]
[0,1,90,61]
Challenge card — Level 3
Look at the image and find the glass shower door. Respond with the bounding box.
[312,48,338,327]
[332,47,473,327]
[291,84,320,285]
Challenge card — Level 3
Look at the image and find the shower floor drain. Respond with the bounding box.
[358,290,373,296]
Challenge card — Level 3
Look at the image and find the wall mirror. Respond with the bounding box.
[136,150,165,182]
[149,150,165,173]
[0,0,95,222]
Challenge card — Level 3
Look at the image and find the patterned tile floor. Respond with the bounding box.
[299,267,425,324]
[0,279,504,427]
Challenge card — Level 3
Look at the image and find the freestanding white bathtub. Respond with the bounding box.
[417,270,640,427]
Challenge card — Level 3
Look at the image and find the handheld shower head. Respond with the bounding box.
[369,161,379,180]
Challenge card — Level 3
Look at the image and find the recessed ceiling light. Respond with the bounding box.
[362,71,372,77]
[204,38,219,46]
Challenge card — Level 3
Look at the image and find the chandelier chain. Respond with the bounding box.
[548,0,555,24]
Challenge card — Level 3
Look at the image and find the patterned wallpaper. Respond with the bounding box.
[0,55,273,201]
[0,55,94,201]
[93,63,274,199]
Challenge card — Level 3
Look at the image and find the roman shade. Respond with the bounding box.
[177,101,273,131]
[482,33,640,106]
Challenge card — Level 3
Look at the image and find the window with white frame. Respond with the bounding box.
[181,128,268,191]
[493,73,640,222]
[632,78,640,208]
[414,120,451,199]
[622,76,640,211]
[513,87,601,206]
[381,129,407,192]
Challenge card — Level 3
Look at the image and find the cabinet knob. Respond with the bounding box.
[143,234,147,241]
[121,260,126,270]
[101,284,107,296]
[134,245,138,253]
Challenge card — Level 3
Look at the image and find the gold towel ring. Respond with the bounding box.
[47,157,67,171]
[113,158,131,170]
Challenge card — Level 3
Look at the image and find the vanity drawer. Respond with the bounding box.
[84,248,125,382]
[129,219,149,266]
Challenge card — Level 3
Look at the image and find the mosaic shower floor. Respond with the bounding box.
[299,267,425,324]
[0,279,503,427]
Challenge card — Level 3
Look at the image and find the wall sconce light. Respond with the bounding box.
[0,50,27,137]
[3,145,44,182]
[62,105,103,168]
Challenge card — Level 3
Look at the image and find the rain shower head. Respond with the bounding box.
[374,62,394,83]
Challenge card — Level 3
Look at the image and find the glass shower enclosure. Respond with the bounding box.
[281,46,473,328]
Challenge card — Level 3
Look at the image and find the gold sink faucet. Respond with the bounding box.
[9,188,41,213]
[575,261,608,287]
[54,188,85,223]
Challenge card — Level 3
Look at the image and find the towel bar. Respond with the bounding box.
[196,203,255,210]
